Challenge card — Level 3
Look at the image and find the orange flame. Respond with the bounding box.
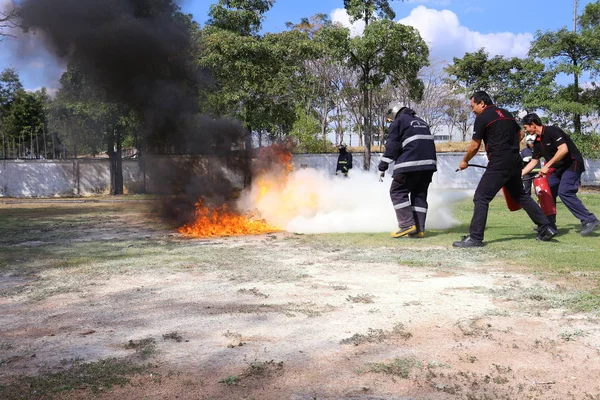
[178,200,280,238]
[179,143,295,238]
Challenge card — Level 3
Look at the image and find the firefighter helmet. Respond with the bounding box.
[337,142,347,150]
[385,103,405,121]
[525,134,536,144]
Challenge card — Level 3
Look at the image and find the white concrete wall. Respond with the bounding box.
[296,152,600,189]
[1,160,77,197]
[1,153,599,197]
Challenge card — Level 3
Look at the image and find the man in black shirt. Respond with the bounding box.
[453,91,555,247]
[521,113,599,236]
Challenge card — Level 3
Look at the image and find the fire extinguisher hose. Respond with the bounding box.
[454,163,487,172]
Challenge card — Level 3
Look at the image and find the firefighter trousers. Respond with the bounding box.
[470,167,550,242]
[390,170,434,231]
[548,169,597,224]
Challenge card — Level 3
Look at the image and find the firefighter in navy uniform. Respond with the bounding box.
[378,104,437,238]
[520,134,538,196]
[453,91,555,248]
[335,143,353,177]
[521,113,600,236]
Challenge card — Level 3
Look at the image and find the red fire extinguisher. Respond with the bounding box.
[533,175,556,216]
[502,186,522,211]
[455,163,524,211]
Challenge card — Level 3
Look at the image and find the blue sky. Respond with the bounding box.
[0,0,595,93]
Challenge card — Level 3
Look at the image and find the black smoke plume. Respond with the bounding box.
[19,0,249,224]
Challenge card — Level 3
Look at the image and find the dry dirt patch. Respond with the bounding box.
[1,201,599,399]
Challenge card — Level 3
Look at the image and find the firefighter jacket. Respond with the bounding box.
[336,150,353,174]
[378,108,437,175]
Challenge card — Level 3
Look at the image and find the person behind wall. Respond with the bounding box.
[335,142,352,177]
[521,113,600,236]
[453,91,556,248]
[520,134,538,196]
[378,104,437,238]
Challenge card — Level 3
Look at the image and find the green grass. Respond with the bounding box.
[295,193,600,272]
[0,358,146,399]
[1,195,599,309]
[358,357,422,378]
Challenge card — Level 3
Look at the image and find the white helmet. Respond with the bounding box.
[525,134,536,143]
[385,103,405,121]
[337,142,347,150]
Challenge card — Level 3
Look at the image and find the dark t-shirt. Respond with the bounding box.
[472,106,522,170]
[532,125,585,172]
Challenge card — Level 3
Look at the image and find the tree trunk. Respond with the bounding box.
[362,79,371,170]
[52,130,56,159]
[573,70,581,135]
[42,126,47,158]
[244,125,253,188]
[36,128,39,158]
[108,127,124,195]
[321,98,329,150]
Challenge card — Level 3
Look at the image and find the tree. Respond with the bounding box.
[444,49,549,111]
[289,106,324,153]
[51,62,138,194]
[397,61,454,136]
[207,0,274,36]
[0,68,24,157]
[339,0,428,169]
[200,1,319,152]
[287,14,348,151]
[0,0,19,39]
[528,3,600,135]
[443,97,473,142]
[343,0,396,25]
[343,19,429,169]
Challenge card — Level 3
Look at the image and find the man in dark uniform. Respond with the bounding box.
[520,134,538,196]
[521,113,599,236]
[378,104,437,238]
[453,91,556,248]
[335,142,352,177]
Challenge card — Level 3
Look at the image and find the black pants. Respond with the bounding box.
[547,169,597,225]
[390,170,434,231]
[470,167,550,241]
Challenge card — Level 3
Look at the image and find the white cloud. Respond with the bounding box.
[406,0,452,6]
[331,8,365,37]
[398,6,533,61]
[331,6,533,62]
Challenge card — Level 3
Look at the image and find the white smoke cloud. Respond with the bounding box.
[238,168,471,234]
[330,6,533,61]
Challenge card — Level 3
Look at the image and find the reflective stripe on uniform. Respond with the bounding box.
[393,201,411,210]
[380,157,393,164]
[402,135,434,148]
[412,206,427,213]
[393,159,437,170]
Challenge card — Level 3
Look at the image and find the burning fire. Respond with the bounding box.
[178,200,279,237]
[179,143,296,238]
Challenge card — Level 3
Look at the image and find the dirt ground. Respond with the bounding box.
[1,200,600,400]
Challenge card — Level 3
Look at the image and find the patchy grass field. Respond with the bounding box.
[0,195,599,400]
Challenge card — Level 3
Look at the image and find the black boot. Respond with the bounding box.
[452,235,483,248]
